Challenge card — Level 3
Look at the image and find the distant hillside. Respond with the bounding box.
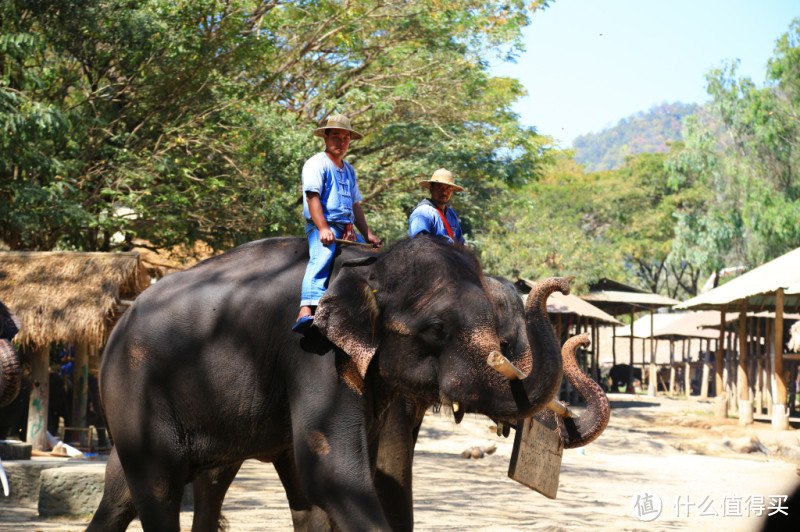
[572,102,702,172]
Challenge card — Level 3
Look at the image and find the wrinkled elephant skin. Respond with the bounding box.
[88,237,567,532]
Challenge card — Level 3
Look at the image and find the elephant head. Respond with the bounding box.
[0,301,22,407]
[314,236,566,422]
[485,276,610,447]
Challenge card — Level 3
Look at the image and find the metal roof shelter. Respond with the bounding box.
[518,279,623,326]
[516,279,622,385]
[616,311,736,341]
[581,278,680,315]
[677,247,800,428]
[579,278,680,396]
[677,247,800,313]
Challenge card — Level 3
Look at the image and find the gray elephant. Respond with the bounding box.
[0,301,21,408]
[88,236,607,531]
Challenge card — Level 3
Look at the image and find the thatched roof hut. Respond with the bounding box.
[0,251,149,349]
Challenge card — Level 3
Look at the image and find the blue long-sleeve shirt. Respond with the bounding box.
[408,199,464,245]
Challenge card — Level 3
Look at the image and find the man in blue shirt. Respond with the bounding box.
[294,114,382,333]
[408,168,465,245]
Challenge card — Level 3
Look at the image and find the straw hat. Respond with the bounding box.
[418,168,464,192]
[312,114,363,140]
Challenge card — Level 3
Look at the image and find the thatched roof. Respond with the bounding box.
[0,251,149,349]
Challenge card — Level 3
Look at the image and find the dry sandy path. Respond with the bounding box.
[2,394,798,531]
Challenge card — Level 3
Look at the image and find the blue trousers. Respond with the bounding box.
[300,222,363,307]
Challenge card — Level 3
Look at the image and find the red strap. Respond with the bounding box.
[434,208,455,240]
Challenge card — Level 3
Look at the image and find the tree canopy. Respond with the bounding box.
[3,4,798,302]
[1,0,553,253]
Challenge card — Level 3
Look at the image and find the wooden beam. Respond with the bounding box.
[629,306,635,392]
[774,289,786,406]
[26,346,50,451]
[72,343,90,446]
[716,307,726,397]
[737,305,752,424]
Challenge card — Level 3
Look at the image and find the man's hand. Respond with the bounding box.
[366,231,382,249]
[319,227,335,246]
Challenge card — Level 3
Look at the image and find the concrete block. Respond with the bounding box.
[38,464,106,517]
[0,440,31,460]
[0,459,70,505]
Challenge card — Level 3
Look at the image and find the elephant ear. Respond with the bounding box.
[315,267,379,379]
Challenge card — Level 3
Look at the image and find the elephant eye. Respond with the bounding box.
[419,319,449,346]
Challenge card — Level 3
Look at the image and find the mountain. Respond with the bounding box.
[572,102,702,172]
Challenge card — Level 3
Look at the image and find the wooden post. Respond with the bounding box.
[716,308,727,418]
[700,349,710,399]
[684,359,691,397]
[592,318,599,381]
[629,306,635,392]
[766,319,773,416]
[773,288,788,429]
[648,309,656,397]
[612,319,617,366]
[669,338,675,396]
[27,345,50,451]
[737,307,752,424]
[72,342,90,445]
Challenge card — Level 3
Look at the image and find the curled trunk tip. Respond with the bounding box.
[534,333,610,448]
[525,277,571,317]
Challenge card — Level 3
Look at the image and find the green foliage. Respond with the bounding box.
[573,102,702,172]
[1,0,555,253]
[668,18,800,274]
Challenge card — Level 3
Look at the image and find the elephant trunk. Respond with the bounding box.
[535,334,611,448]
[0,303,22,407]
[485,278,567,420]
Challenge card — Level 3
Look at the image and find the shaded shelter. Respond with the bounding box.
[677,247,800,428]
[580,278,679,396]
[616,311,738,397]
[0,251,149,450]
[517,279,623,390]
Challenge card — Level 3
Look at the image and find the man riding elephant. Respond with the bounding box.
[408,168,465,245]
[294,113,382,333]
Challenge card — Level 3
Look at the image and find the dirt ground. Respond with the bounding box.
[2,394,799,531]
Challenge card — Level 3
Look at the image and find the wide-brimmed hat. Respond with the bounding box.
[418,168,464,192]
[312,114,363,140]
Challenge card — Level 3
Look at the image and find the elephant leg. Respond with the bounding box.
[373,397,426,532]
[191,462,243,532]
[286,351,390,530]
[273,454,333,531]
[116,446,188,532]
[86,446,137,532]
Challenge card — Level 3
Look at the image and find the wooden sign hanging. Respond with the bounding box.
[508,417,563,499]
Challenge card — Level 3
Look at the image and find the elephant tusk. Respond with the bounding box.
[452,401,460,412]
[487,351,526,379]
[487,351,575,418]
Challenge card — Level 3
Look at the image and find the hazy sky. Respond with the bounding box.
[491,0,799,147]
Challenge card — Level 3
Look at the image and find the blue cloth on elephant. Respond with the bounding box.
[302,152,362,224]
[408,199,464,245]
